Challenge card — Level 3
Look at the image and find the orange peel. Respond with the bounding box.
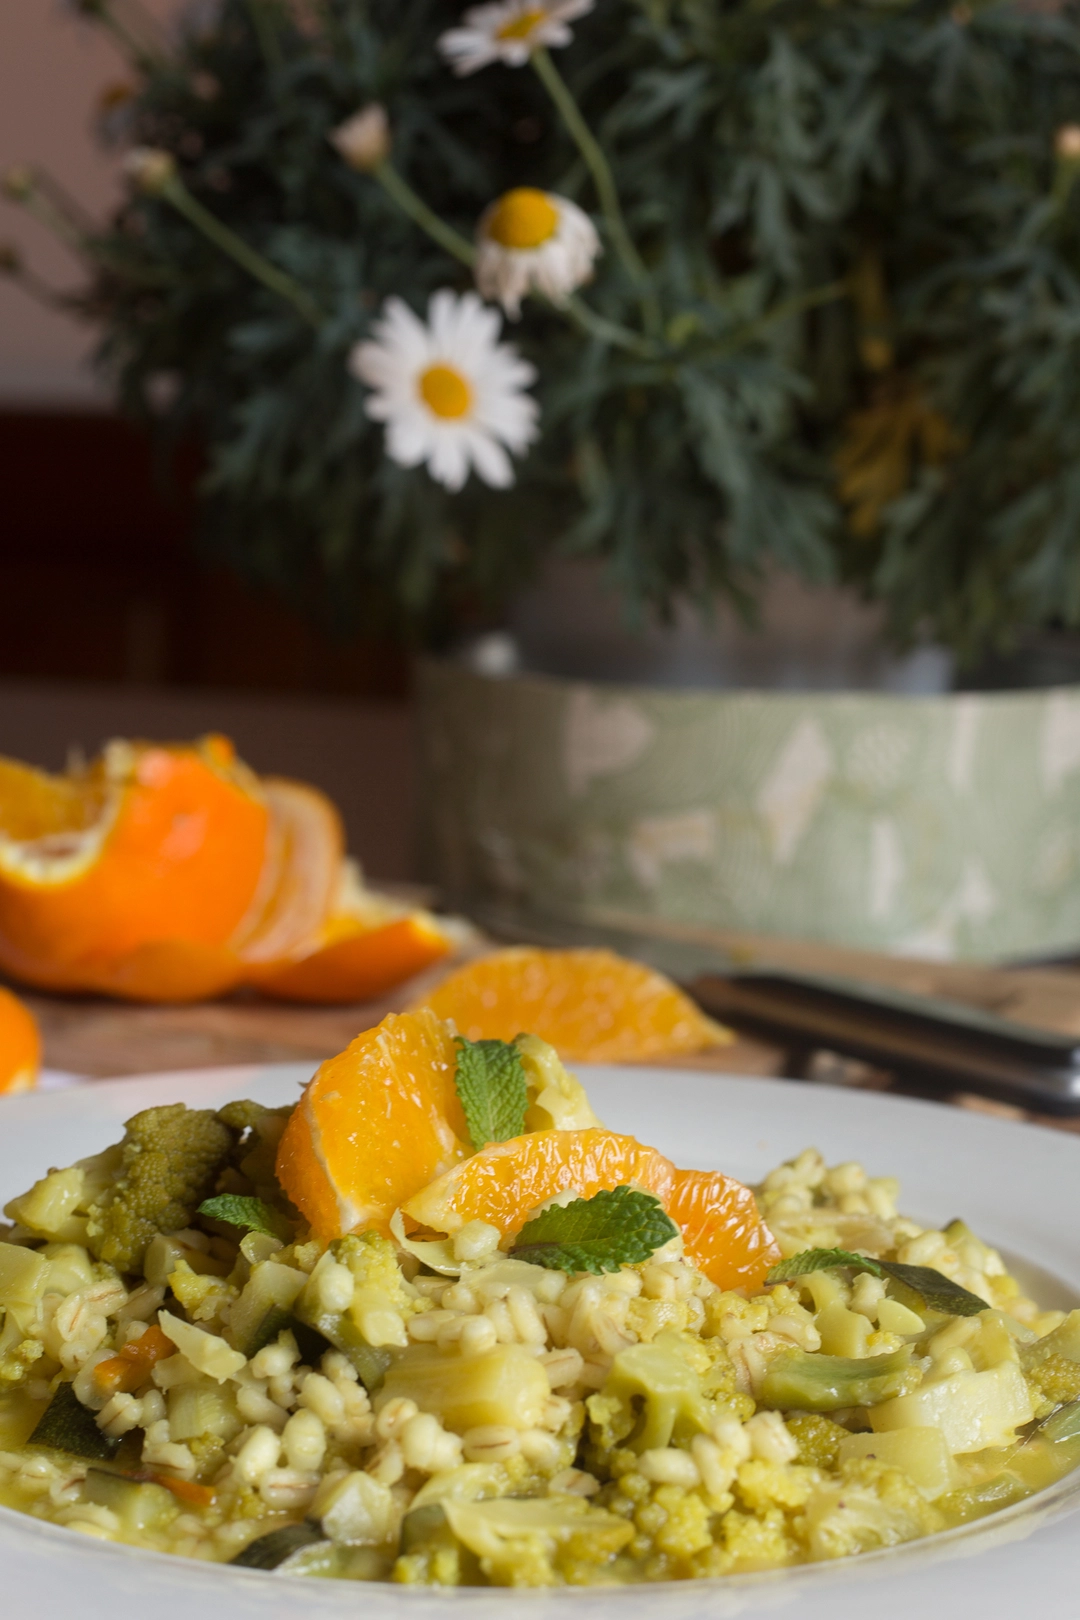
[0,741,449,1005]
[0,985,40,1095]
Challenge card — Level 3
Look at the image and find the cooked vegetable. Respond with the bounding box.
[380,1344,549,1433]
[83,1468,179,1532]
[84,1104,237,1272]
[231,1520,327,1569]
[511,1186,678,1275]
[92,1323,175,1397]
[870,1361,1035,1453]
[28,1381,119,1460]
[759,1347,914,1412]
[228,1259,307,1356]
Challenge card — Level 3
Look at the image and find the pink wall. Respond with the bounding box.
[0,0,181,406]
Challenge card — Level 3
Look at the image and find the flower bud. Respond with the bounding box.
[2,167,35,202]
[1056,124,1080,162]
[329,105,391,173]
[123,147,177,196]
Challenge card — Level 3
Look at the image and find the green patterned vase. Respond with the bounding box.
[417,660,1080,961]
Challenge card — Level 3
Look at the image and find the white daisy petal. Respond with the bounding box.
[464,426,515,488]
[428,428,472,492]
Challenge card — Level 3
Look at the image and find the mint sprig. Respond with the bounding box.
[198,1194,290,1240]
[453,1036,528,1151]
[767,1247,987,1318]
[511,1186,678,1275]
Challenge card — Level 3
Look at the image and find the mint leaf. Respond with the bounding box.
[767,1248,987,1318]
[768,1248,886,1283]
[511,1186,678,1274]
[198,1194,290,1240]
[453,1036,528,1151]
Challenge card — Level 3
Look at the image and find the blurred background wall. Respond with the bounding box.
[0,3,414,879]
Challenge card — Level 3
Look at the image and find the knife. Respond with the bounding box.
[471,901,1080,1114]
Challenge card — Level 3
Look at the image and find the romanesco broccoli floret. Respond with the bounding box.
[215,1099,294,1199]
[332,1231,419,1316]
[799,1458,941,1561]
[85,1104,236,1273]
[785,1412,848,1469]
[1023,1353,1080,1410]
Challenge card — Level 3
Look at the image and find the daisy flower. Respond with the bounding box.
[350,290,539,491]
[476,187,600,317]
[438,0,594,76]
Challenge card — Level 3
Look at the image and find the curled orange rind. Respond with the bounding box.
[0,739,449,1005]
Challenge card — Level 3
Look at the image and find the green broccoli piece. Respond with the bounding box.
[1023,1352,1080,1410]
[785,1412,848,1469]
[215,1099,294,1199]
[85,1104,237,1274]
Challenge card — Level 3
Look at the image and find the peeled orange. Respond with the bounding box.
[276,1009,469,1239]
[0,985,40,1095]
[0,741,448,1005]
[415,947,730,1062]
[0,737,268,997]
[403,1126,779,1291]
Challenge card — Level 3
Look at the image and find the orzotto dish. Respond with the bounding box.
[0,1011,1076,1588]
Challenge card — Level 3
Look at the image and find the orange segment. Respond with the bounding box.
[276,1008,469,1239]
[0,737,268,995]
[253,913,449,1004]
[667,1169,780,1292]
[403,1127,778,1291]
[0,985,40,1095]
[416,947,730,1062]
[404,1127,675,1238]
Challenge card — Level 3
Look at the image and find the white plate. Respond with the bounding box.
[1,1063,1078,1620]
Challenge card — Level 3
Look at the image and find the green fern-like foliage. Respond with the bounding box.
[67,0,1080,654]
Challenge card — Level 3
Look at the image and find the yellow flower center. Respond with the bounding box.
[418,364,472,419]
[486,188,560,251]
[497,8,547,42]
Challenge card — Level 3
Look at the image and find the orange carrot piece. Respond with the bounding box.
[93,1323,176,1396]
[155,1476,216,1508]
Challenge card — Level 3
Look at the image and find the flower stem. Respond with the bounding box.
[531,47,660,335]
[561,293,658,357]
[373,162,476,269]
[245,0,284,72]
[161,176,324,326]
[717,278,850,354]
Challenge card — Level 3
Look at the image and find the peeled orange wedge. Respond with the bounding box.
[416,946,730,1062]
[276,1008,469,1238]
[403,1127,779,1291]
[0,985,40,1095]
[0,740,449,1005]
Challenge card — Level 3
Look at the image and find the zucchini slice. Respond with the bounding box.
[28,1382,119,1460]
[230,1519,327,1570]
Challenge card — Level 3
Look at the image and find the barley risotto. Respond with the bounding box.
[0,1035,1077,1587]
